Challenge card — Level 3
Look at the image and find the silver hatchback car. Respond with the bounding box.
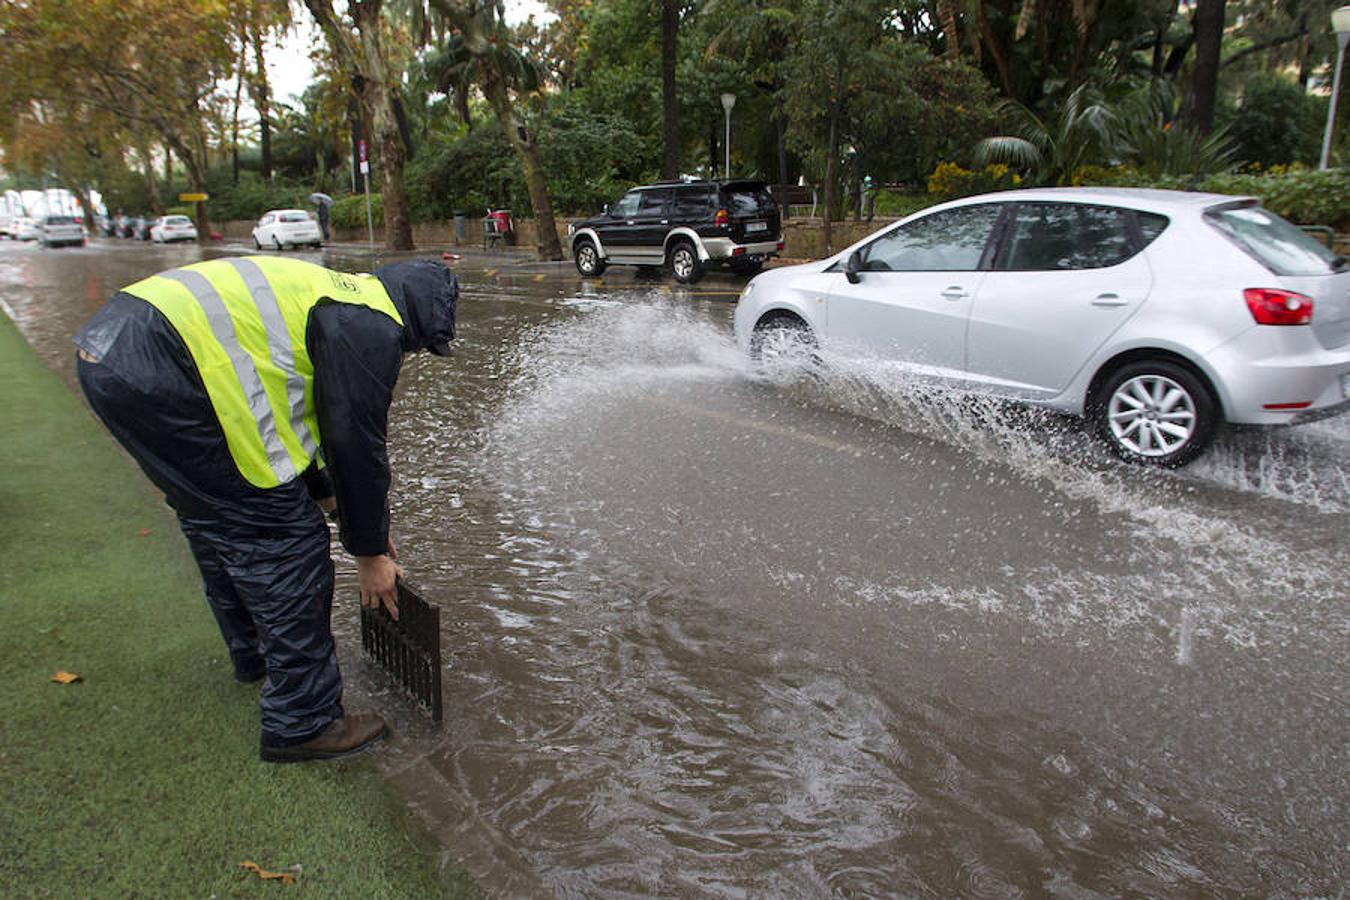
[735,187,1350,467]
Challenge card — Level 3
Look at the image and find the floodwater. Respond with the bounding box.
[4,238,1346,897]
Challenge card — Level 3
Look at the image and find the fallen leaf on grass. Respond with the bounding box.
[50,671,82,684]
[239,861,297,886]
[137,528,151,537]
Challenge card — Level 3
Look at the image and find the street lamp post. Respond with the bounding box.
[721,92,737,180]
[1319,5,1350,169]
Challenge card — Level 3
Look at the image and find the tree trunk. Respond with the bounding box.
[169,136,212,244]
[660,0,680,179]
[822,77,843,254]
[775,108,789,220]
[1182,0,1225,133]
[480,70,562,260]
[232,44,245,185]
[305,0,414,250]
[251,28,273,181]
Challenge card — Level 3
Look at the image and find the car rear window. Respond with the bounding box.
[280,212,310,223]
[165,216,191,225]
[723,186,776,216]
[1205,203,1339,276]
[45,216,77,225]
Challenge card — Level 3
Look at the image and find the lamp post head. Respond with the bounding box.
[721,92,737,113]
[1334,5,1350,34]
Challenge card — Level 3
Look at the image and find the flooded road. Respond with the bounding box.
[5,239,1346,896]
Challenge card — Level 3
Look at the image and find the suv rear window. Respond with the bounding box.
[673,186,711,218]
[723,185,776,216]
[1205,203,1339,276]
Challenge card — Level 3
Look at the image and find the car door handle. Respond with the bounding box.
[1091,293,1129,307]
[940,286,969,301]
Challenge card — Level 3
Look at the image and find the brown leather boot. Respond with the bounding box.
[259,713,389,763]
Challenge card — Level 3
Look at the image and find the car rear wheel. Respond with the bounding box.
[1093,360,1217,467]
[272,235,283,251]
[669,241,703,284]
[574,238,605,276]
[253,236,262,250]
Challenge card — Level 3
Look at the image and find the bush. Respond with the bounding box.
[1222,74,1325,169]
[926,162,1022,199]
[201,170,311,222]
[328,193,382,230]
[1071,165,1350,229]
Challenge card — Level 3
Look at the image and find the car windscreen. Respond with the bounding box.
[1205,202,1340,276]
[279,212,310,223]
[723,186,776,216]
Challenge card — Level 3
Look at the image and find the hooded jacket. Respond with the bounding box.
[74,258,457,557]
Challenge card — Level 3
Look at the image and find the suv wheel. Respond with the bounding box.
[574,238,606,276]
[669,240,703,284]
[1092,360,1217,467]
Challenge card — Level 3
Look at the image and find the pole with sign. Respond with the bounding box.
[359,139,374,256]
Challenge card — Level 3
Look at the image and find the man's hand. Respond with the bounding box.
[356,553,404,621]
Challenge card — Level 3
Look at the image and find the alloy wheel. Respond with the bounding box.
[1106,374,1197,457]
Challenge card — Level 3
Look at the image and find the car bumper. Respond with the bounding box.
[701,237,783,262]
[1207,326,1350,425]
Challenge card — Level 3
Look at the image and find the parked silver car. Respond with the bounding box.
[735,187,1350,467]
[37,215,85,248]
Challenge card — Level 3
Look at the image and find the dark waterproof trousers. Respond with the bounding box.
[75,309,343,748]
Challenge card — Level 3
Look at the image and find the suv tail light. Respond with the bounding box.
[713,208,729,227]
[1244,288,1313,326]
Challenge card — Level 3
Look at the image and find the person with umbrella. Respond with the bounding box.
[310,192,333,242]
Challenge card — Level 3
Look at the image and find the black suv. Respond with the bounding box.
[568,180,783,283]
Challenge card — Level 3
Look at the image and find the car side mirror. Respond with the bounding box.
[845,249,863,284]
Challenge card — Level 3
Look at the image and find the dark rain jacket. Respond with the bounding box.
[74,258,457,557]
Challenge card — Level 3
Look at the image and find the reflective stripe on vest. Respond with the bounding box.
[123,257,403,488]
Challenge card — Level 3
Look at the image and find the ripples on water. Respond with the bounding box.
[369,293,1345,896]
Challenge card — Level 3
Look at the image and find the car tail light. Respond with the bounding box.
[713,208,729,227]
[732,246,745,256]
[1244,288,1313,326]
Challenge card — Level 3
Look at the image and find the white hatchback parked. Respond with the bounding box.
[252,209,322,250]
[735,187,1350,467]
[150,214,198,243]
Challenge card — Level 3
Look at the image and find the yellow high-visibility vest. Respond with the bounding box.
[123,257,403,488]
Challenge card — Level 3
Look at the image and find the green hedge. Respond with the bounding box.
[329,193,383,230]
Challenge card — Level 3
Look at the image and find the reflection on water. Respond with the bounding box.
[5,241,1346,896]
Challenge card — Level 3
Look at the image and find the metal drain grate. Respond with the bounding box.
[360,580,443,723]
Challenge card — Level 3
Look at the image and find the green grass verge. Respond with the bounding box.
[0,316,478,898]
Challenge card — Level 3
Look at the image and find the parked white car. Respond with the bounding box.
[150,214,198,243]
[38,215,85,248]
[252,209,322,250]
[14,216,39,241]
[735,187,1350,467]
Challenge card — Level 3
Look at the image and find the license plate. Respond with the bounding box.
[745,221,767,233]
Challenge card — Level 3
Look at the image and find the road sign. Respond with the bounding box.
[178,192,208,202]
[358,140,367,163]
[360,160,370,175]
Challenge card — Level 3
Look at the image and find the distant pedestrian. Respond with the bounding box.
[74,257,457,762]
[316,201,330,241]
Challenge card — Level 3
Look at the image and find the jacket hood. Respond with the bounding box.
[374,260,458,356]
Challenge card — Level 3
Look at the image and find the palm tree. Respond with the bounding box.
[425,0,563,260]
[974,83,1120,184]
